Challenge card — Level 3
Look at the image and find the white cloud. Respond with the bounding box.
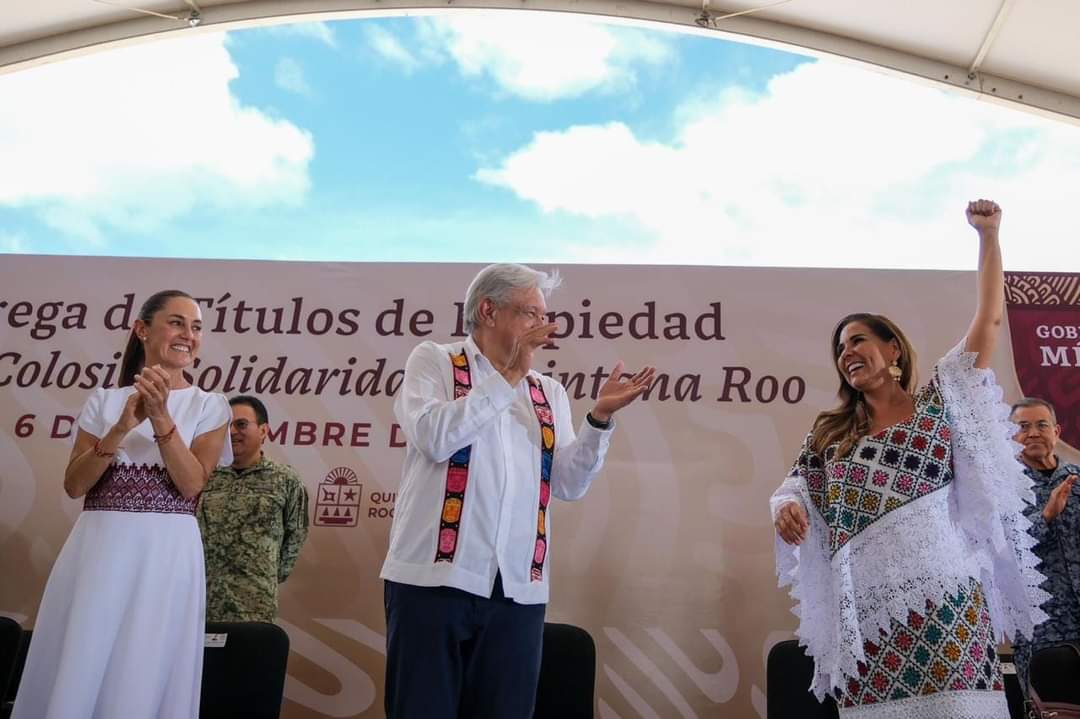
[365,25,423,73]
[275,57,312,95]
[363,12,673,100]
[269,21,338,48]
[426,12,673,100]
[0,33,314,241]
[476,61,1080,270]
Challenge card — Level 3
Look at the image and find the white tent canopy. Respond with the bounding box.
[4,0,1080,123]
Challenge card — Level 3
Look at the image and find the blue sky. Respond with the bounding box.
[1,13,1078,269]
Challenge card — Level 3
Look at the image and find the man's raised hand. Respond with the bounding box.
[591,361,656,422]
[1043,474,1078,522]
[499,323,558,387]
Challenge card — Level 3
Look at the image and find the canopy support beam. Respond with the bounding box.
[968,0,1015,76]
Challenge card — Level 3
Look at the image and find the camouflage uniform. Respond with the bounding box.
[198,454,310,622]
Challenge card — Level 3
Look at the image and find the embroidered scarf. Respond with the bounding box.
[434,349,555,582]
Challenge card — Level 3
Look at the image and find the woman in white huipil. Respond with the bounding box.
[13,289,231,719]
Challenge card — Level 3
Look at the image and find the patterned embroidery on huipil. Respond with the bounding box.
[434,350,473,563]
[527,378,554,582]
[433,351,555,580]
[799,379,954,556]
[837,580,1003,707]
[84,463,197,515]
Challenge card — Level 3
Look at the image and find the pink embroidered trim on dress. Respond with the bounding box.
[84,462,197,515]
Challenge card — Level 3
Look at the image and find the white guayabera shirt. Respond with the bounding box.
[380,335,614,604]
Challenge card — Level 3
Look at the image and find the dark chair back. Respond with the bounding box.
[200,621,290,719]
[1030,642,1080,705]
[997,649,1026,719]
[1,625,30,719]
[766,639,838,719]
[534,622,595,719]
[0,618,21,704]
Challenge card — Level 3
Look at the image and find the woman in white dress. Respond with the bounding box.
[13,289,231,719]
[770,201,1047,718]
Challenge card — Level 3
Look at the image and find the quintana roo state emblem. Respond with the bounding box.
[315,466,362,528]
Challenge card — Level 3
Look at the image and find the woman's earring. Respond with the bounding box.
[888,360,902,381]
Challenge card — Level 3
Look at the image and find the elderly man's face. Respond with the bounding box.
[491,287,547,340]
[1012,405,1060,467]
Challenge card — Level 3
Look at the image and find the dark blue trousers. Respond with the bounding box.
[384,576,546,719]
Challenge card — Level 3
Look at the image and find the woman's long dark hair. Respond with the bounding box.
[118,290,194,387]
[810,313,918,459]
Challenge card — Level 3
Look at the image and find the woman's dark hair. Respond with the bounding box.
[810,313,918,459]
[118,290,194,387]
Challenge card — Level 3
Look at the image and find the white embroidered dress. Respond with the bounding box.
[770,344,1048,719]
[13,386,231,719]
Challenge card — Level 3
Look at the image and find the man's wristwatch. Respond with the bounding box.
[586,412,612,430]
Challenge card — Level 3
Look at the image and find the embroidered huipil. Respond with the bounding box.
[80,386,232,515]
[380,337,614,604]
[770,342,1048,718]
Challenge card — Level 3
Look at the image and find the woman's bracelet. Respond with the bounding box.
[153,425,177,445]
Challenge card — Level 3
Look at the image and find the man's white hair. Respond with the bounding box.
[464,263,562,333]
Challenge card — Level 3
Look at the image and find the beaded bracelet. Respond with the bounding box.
[92,439,117,458]
[153,425,177,445]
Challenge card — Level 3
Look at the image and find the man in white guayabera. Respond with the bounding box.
[380,263,655,719]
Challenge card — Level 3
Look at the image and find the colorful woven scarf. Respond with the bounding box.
[434,349,555,583]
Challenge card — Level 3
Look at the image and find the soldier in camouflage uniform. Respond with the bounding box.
[1009,398,1080,699]
[198,395,309,622]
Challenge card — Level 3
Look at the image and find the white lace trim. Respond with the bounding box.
[772,340,1049,700]
[936,341,1050,642]
[837,689,1008,719]
[776,488,976,697]
[770,476,803,522]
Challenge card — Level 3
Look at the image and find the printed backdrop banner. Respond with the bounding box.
[1,257,1076,718]
[1005,273,1080,452]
